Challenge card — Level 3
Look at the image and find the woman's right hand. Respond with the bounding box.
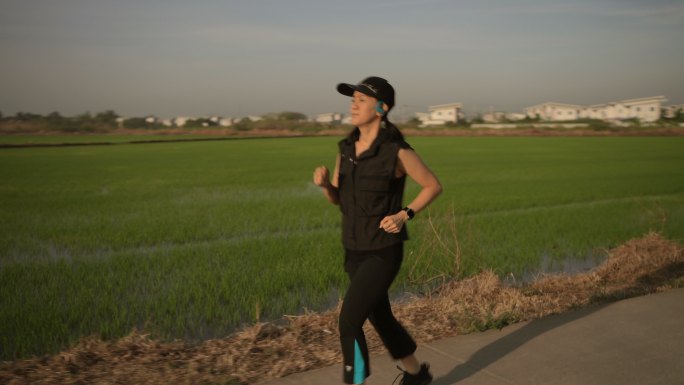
[313,166,331,188]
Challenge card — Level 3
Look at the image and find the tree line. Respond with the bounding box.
[0,110,320,133]
[1,107,682,134]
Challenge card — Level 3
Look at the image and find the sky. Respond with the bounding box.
[1,0,683,120]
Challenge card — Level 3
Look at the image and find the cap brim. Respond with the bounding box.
[337,83,376,98]
[336,83,356,97]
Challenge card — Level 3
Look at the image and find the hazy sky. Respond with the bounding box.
[1,0,683,120]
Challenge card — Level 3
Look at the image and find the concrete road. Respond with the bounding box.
[256,287,684,385]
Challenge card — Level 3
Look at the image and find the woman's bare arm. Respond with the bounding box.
[313,154,341,205]
[398,148,442,214]
[379,148,442,233]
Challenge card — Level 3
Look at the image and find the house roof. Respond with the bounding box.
[428,103,463,110]
[616,96,667,106]
[525,102,584,110]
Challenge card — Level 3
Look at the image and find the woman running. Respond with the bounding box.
[313,76,442,385]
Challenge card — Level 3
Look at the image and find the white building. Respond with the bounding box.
[662,104,684,119]
[315,112,343,124]
[506,112,527,121]
[417,103,463,126]
[600,96,666,122]
[526,96,667,123]
[482,112,507,123]
[218,118,233,127]
[415,112,429,124]
[204,116,234,127]
[525,103,584,121]
[172,117,192,127]
[583,105,606,120]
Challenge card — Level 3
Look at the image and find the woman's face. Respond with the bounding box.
[349,90,380,127]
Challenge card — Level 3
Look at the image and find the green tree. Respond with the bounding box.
[469,114,484,124]
[261,112,280,120]
[94,110,119,126]
[674,108,684,122]
[123,117,148,129]
[15,112,43,121]
[405,117,422,126]
[45,111,67,129]
[75,112,93,125]
[46,111,62,120]
[278,111,307,121]
[184,118,217,128]
[233,117,253,131]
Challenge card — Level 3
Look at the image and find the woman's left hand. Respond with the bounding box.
[379,211,408,233]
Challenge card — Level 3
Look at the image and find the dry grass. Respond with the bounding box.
[1,232,682,385]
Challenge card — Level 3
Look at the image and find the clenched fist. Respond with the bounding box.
[379,211,409,233]
[313,166,331,188]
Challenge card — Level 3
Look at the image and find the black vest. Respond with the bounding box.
[337,128,411,251]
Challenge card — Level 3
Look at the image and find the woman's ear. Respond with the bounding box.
[376,101,388,116]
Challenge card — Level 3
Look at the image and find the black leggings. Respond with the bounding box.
[339,242,417,384]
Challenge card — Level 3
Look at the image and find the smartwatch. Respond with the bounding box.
[403,207,415,220]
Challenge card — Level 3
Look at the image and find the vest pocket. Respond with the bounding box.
[357,175,391,216]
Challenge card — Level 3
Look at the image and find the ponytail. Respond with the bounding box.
[382,116,405,142]
[343,115,407,145]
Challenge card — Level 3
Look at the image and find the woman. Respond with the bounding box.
[313,76,442,385]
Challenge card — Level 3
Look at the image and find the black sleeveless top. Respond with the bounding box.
[337,128,412,251]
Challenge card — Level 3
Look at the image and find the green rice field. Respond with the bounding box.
[1,135,683,360]
[0,134,230,145]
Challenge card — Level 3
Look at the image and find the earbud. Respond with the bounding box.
[376,101,385,115]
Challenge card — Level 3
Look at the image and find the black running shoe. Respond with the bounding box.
[393,363,433,385]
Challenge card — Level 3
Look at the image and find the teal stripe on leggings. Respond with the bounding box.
[354,339,366,384]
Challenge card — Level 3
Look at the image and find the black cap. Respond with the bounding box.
[337,76,395,111]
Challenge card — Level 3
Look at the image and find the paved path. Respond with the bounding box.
[256,287,684,384]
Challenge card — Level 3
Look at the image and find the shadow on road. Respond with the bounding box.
[431,303,607,385]
[431,260,684,385]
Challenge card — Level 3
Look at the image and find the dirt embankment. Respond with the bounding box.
[1,232,682,385]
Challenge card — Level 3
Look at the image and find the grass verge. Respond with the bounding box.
[1,232,682,385]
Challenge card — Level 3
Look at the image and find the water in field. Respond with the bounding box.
[511,252,607,285]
